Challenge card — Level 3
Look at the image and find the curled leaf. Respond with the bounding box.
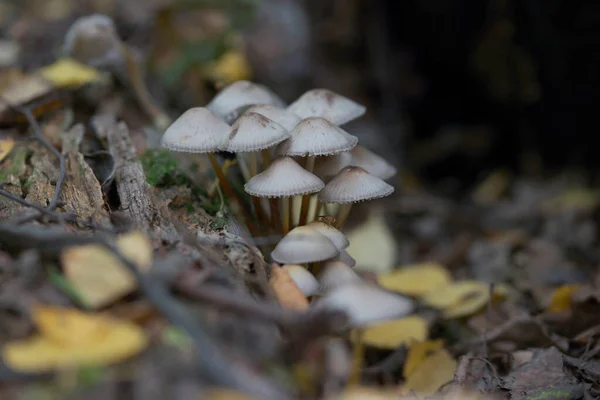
[378,263,451,296]
[361,316,428,349]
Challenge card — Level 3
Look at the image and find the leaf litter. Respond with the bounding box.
[0,3,600,400]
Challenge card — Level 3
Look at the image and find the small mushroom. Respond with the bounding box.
[319,166,394,229]
[245,156,324,234]
[282,264,319,296]
[271,226,339,265]
[315,283,414,327]
[306,220,349,250]
[245,105,302,132]
[207,80,285,122]
[277,117,358,226]
[161,108,257,235]
[287,89,366,126]
[64,15,170,130]
[317,260,362,293]
[350,145,397,180]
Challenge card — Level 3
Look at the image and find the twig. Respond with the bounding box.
[0,224,290,400]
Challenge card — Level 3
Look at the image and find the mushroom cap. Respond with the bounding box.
[64,14,122,68]
[315,283,414,327]
[317,260,361,293]
[333,250,356,268]
[221,112,290,153]
[287,89,366,126]
[319,166,394,204]
[276,117,358,157]
[350,145,397,180]
[160,107,229,153]
[306,221,349,250]
[313,151,353,181]
[271,226,339,264]
[207,80,285,118]
[283,264,319,296]
[244,156,324,198]
[245,105,301,131]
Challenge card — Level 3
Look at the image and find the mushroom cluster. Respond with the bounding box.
[160,81,410,323]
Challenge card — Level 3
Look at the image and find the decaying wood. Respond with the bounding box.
[101,117,178,240]
[59,124,110,224]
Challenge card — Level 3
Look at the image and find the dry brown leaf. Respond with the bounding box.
[0,136,14,162]
[361,316,428,349]
[401,347,457,396]
[378,263,451,296]
[61,231,152,308]
[269,264,309,311]
[3,306,147,373]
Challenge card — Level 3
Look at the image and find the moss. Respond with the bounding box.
[140,149,224,216]
[0,147,29,183]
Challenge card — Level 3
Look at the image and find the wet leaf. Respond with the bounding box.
[422,280,508,319]
[3,306,147,372]
[361,316,428,349]
[401,347,457,396]
[38,58,100,88]
[0,136,15,162]
[378,263,451,296]
[403,339,444,377]
[61,231,153,308]
[547,284,583,313]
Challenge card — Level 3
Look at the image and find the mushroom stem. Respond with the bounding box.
[282,196,291,234]
[310,199,324,223]
[121,44,171,131]
[269,198,283,233]
[248,152,259,177]
[335,203,353,229]
[207,153,258,236]
[261,149,272,169]
[298,156,316,226]
[349,329,365,384]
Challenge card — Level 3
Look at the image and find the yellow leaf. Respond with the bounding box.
[61,231,152,308]
[378,263,451,296]
[547,284,582,313]
[422,281,508,319]
[201,388,258,400]
[472,169,511,205]
[204,51,252,84]
[403,339,444,377]
[333,386,400,399]
[345,212,396,273]
[38,58,100,88]
[401,348,457,396]
[361,316,428,349]
[543,189,600,213]
[0,136,15,162]
[3,307,147,372]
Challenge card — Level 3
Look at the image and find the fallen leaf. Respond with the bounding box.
[471,169,511,205]
[361,316,428,349]
[269,264,309,311]
[3,306,147,372]
[422,280,508,319]
[403,339,444,377]
[401,347,457,396]
[204,50,252,84]
[547,284,582,313]
[542,188,600,214]
[61,231,153,308]
[0,136,14,162]
[378,263,451,296]
[346,212,396,273]
[201,389,258,400]
[333,386,400,399]
[0,74,53,115]
[38,58,100,88]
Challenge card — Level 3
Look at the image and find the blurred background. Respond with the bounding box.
[0,0,598,194]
